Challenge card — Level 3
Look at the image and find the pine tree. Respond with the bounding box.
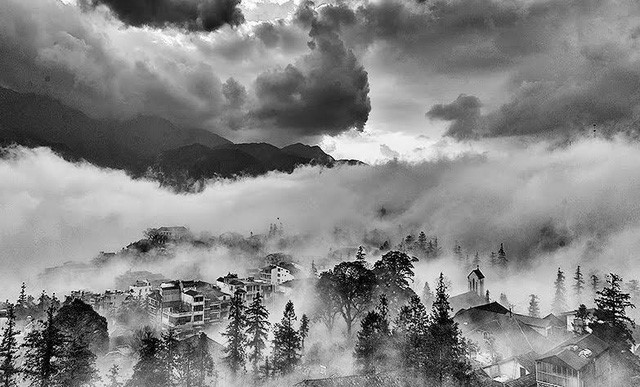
[453,243,463,263]
[417,232,428,254]
[17,284,26,311]
[193,333,216,387]
[497,243,507,267]
[426,273,471,386]
[299,314,310,352]
[105,365,122,387]
[223,292,246,375]
[0,304,19,387]
[245,292,270,372]
[57,336,98,387]
[394,295,429,379]
[160,330,179,386]
[573,304,590,336]
[354,296,391,374]
[421,282,433,308]
[590,273,600,296]
[573,266,585,304]
[553,268,568,314]
[528,294,540,318]
[272,300,301,375]
[22,305,67,387]
[355,246,366,264]
[590,273,636,347]
[126,328,168,387]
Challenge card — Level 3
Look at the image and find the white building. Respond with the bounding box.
[258,265,295,285]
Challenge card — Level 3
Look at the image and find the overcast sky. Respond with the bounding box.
[3,0,640,163]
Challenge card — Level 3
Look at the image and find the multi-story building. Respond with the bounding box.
[216,274,274,304]
[535,334,610,387]
[254,265,295,286]
[148,280,231,331]
[129,280,152,299]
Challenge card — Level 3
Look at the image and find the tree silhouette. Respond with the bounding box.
[223,292,246,376]
[272,301,301,375]
[590,273,635,347]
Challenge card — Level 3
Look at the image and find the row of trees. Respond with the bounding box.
[0,298,108,387]
[223,292,309,379]
[127,329,216,387]
[354,274,472,386]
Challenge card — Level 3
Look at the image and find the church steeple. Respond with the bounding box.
[468,265,485,296]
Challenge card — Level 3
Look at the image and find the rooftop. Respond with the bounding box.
[537,334,609,371]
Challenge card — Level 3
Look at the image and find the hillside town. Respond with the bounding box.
[1,225,639,387]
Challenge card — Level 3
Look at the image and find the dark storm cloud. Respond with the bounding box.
[222,77,247,108]
[427,94,482,139]
[81,0,245,31]
[250,1,370,137]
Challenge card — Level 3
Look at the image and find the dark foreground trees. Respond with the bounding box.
[355,273,472,386]
[272,300,302,375]
[590,273,636,347]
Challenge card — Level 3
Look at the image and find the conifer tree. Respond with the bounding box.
[192,333,216,387]
[355,246,366,264]
[57,336,98,387]
[106,365,122,387]
[394,295,429,379]
[126,329,168,387]
[354,296,391,374]
[573,304,590,336]
[223,292,247,376]
[590,273,600,296]
[17,284,26,311]
[160,330,179,386]
[310,260,318,277]
[528,294,540,318]
[22,305,67,387]
[421,281,433,308]
[272,300,301,375]
[497,243,508,267]
[590,273,636,347]
[417,232,428,254]
[432,237,441,257]
[299,314,310,352]
[426,273,470,386]
[573,266,585,303]
[0,304,19,387]
[553,268,568,314]
[245,292,270,372]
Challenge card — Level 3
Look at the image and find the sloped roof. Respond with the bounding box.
[537,334,609,371]
[475,302,510,314]
[505,373,536,387]
[450,291,487,313]
[513,314,554,328]
[295,372,408,387]
[183,290,200,297]
[468,267,485,279]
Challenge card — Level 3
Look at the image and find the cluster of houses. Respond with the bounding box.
[451,267,638,387]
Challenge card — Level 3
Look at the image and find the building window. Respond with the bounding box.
[194,305,204,311]
[194,315,203,322]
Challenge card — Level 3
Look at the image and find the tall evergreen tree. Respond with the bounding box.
[394,295,429,379]
[105,365,122,387]
[245,292,270,372]
[553,268,568,314]
[355,246,366,264]
[57,336,98,387]
[272,300,301,375]
[223,292,247,376]
[126,329,168,387]
[354,296,391,374]
[421,281,433,308]
[590,273,600,296]
[192,333,216,387]
[573,304,590,336]
[0,304,19,387]
[590,273,636,347]
[299,314,310,352]
[497,243,508,267]
[22,305,67,387]
[417,232,428,254]
[573,266,585,304]
[17,284,26,311]
[425,273,471,386]
[160,330,179,387]
[528,294,540,318]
